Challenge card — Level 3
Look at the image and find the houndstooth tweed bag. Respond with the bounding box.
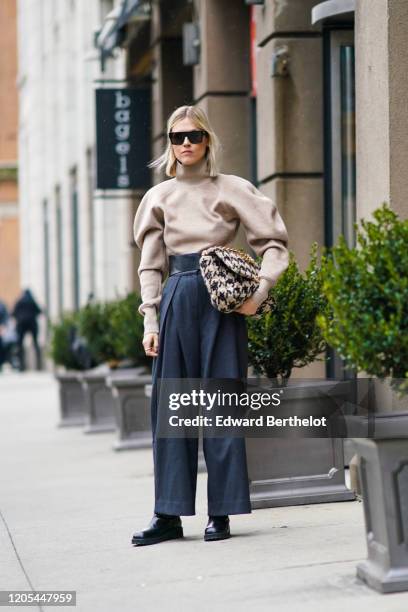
[199,246,276,315]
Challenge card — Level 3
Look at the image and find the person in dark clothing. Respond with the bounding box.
[11,289,42,371]
[0,300,10,370]
[0,300,8,326]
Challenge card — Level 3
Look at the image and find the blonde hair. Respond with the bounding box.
[147,105,221,178]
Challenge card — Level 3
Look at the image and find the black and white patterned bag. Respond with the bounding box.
[199,246,276,315]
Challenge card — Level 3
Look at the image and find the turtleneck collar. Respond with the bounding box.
[175,155,212,181]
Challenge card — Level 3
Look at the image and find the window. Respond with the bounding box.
[43,200,51,322]
[70,168,80,311]
[323,27,356,379]
[55,186,64,315]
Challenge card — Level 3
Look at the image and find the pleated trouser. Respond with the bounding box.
[149,255,252,516]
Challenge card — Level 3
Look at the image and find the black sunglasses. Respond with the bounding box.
[168,130,208,145]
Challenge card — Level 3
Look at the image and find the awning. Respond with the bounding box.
[311,0,356,26]
[96,0,151,68]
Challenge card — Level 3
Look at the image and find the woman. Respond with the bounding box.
[131,105,289,546]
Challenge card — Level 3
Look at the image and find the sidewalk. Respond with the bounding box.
[0,373,406,612]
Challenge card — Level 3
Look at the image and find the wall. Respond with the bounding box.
[0,0,20,308]
[254,0,325,377]
[355,0,408,221]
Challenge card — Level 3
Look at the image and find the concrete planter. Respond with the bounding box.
[78,365,118,434]
[106,368,153,450]
[246,379,356,508]
[353,411,408,593]
[55,371,87,427]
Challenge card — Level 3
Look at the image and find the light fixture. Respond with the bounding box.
[271,45,290,77]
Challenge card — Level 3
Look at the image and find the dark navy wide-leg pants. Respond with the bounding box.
[149,258,252,516]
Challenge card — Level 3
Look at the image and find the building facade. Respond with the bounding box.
[17,0,408,378]
[17,0,133,323]
[0,0,20,309]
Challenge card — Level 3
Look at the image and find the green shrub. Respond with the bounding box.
[77,300,122,365]
[248,243,331,385]
[110,292,150,368]
[49,294,150,370]
[317,203,408,396]
[48,312,86,370]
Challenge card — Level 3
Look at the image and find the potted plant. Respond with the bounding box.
[109,292,151,370]
[77,300,123,369]
[105,292,153,450]
[317,203,408,593]
[245,243,355,508]
[76,299,125,434]
[49,312,94,427]
[248,243,331,385]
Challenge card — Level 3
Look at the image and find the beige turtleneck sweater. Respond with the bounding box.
[133,156,289,335]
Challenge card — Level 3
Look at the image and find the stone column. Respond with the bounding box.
[190,0,253,256]
[355,0,408,410]
[193,0,251,178]
[254,0,324,377]
[355,0,408,222]
[150,0,193,185]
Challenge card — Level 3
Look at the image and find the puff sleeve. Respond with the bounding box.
[133,189,168,336]
[226,177,289,306]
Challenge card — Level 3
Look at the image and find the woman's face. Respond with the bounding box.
[170,117,209,166]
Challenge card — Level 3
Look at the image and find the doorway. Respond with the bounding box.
[323,26,356,380]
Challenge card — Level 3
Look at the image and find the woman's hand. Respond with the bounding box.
[143,332,159,357]
[233,296,259,316]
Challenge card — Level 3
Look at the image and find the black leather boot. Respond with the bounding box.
[204,515,231,541]
[131,513,184,546]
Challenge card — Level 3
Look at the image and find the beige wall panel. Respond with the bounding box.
[197,95,251,178]
[388,0,408,220]
[356,0,408,221]
[260,176,325,379]
[151,135,167,186]
[150,0,160,40]
[194,0,250,99]
[255,0,320,45]
[256,37,323,180]
[151,43,164,140]
[260,177,324,269]
[355,0,390,222]
[292,357,326,379]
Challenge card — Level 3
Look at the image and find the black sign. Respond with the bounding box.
[95,88,151,190]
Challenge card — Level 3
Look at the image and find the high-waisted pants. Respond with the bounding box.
[149,252,252,516]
